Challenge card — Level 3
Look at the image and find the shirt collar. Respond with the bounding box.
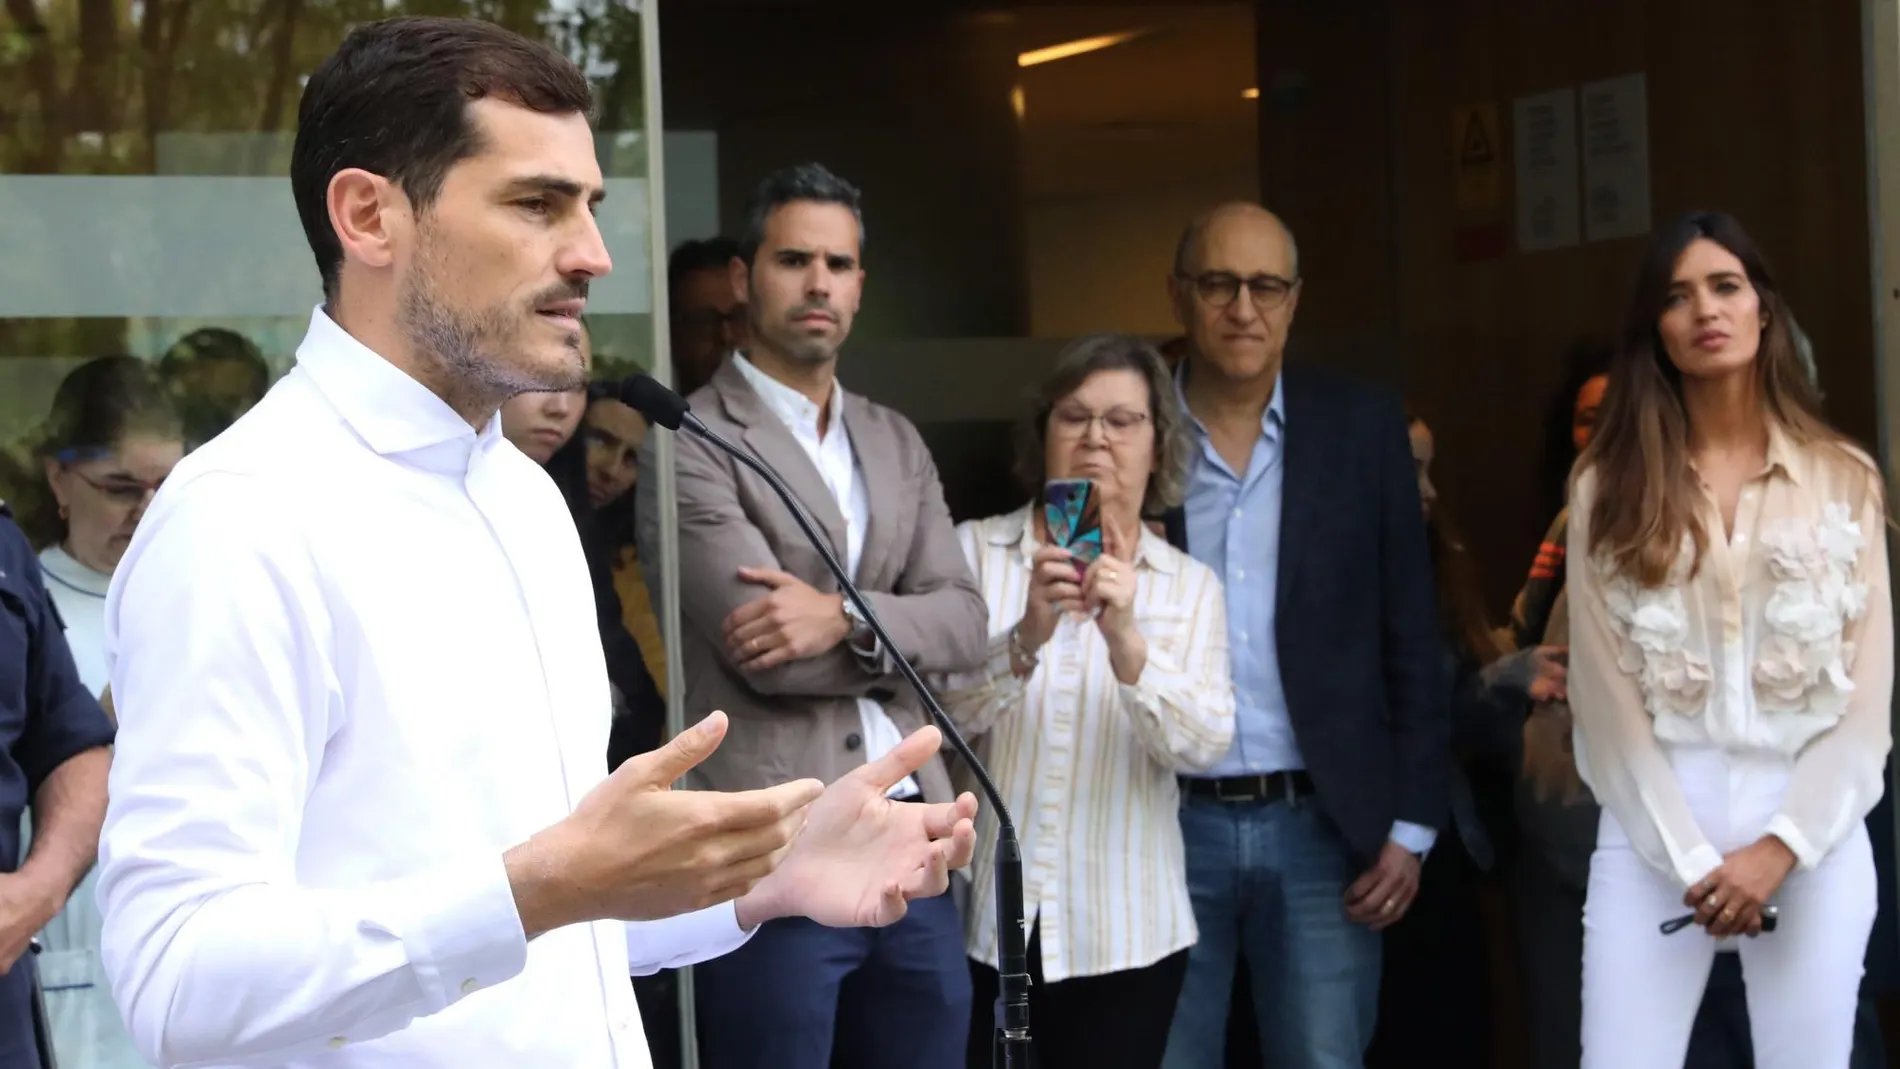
[731,352,844,440]
[1763,420,1805,486]
[985,503,1179,575]
[39,544,110,597]
[293,305,503,464]
[1173,358,1285,441]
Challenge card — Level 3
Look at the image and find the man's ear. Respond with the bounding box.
[327,168,406,274]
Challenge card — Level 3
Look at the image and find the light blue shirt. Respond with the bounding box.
[1177,368,1436,855]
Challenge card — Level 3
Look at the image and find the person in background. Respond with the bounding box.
[1368,411,1563,1069]
[1157,202,1447,1069]
[0,501,115,1069]
[646,163,988,1069]
[156,328,271,449]
[498,361,587,466]
[1569,211,1890,1068]
[580,389,667,701]
[23,357,184,696]
[668,237,748,397]
[940,333,1235,1069]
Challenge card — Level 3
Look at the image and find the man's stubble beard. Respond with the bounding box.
[398,238,585,410]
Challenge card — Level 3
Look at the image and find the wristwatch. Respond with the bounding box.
[841,595,873,645]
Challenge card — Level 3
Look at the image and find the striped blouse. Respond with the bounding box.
[937,505,1235,981]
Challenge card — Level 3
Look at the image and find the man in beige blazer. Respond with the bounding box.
[636,163,987,1069]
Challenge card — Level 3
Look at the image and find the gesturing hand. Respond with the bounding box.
[724,567,850,671]
[508,712,825,937]
[1685,836,1797,938]
[738,725,980,930]
[1344,841,1422,931]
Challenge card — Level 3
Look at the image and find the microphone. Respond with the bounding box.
[620,373,1032,1067]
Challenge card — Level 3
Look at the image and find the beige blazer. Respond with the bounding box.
[635,359,989,801]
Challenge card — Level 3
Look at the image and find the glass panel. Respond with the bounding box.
[0,0,663,445]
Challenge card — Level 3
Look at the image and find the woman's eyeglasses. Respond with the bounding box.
[1049,407,1150,441]
[72,470,163,505]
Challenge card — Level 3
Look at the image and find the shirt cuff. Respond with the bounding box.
[624,900,756,976]
[399,851,530,1012]
[1389,821,1438,857]
[1764,814,1825,872]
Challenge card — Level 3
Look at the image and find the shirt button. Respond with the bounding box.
[328,1037,348,1049]
[1734,534,1748,545]
[461,977,479,995]
[844,733,863,752]
[1232,508,1243,519]
[1235,569,1246,581]
[1239,631,1249,643]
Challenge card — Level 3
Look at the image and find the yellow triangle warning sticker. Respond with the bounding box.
[1461,113,1494,165]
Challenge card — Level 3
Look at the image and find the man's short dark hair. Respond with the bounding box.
[737,163,865,265]
[290,17,595,301]
[667,237,741,306]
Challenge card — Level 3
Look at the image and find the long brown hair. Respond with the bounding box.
[1579,211,1863,587]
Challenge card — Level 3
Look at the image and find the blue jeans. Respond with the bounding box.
[1163,794,1382,1069]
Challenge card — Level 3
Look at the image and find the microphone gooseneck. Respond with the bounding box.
[622,374,1032,1066]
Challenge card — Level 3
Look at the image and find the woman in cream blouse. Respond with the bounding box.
[1568,211,1892,1069]
[939,333,1235,1069]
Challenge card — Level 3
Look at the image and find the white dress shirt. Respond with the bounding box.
[938,506,1235,981]
[98,307,751,1069]
[729,354,919,799]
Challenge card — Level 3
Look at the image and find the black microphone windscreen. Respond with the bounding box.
[619,373,690,431]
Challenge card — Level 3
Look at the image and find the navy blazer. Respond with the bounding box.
[1163,365,1450,861]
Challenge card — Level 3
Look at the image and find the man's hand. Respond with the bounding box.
[736,725,979,930]
[724,567,852,672]
[1344,841,1422,931]
[1686,835,1797,938]
[0,872,58,974]
[506,712,824,938]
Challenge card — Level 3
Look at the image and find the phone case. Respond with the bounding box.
[1043,478,1104,563]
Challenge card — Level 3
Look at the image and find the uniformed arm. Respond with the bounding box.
[3,514,113,962]
[98,475,532,1068]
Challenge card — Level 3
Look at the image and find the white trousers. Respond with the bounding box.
[1581,746,1875,1069]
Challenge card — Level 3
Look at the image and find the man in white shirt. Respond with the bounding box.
[638,164,989,1069]
[95,18,977,1069]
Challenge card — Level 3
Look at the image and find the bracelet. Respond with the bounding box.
[1008,624,1040,673]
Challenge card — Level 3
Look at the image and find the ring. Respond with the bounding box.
[1381,898,1396,915]
[1721,907,1737,922]
[1103,568,1119,582]
[1704,894,1719,908]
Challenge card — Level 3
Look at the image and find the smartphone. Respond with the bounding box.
[1043,478,1104,564]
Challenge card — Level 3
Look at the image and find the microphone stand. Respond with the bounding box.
[676,412,1032,1067]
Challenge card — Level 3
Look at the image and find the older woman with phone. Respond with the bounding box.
[1568,211,1892,1069]
[939,333,1235,1069]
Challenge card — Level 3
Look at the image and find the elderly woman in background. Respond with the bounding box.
[20,354,184,1068]
[939,333,1235,1069]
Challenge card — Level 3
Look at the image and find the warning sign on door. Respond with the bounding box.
[1453,101,1506,260]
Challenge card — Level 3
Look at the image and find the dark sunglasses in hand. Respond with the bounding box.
[1660,904,1778,935]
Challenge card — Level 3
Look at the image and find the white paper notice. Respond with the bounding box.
[1513,89,1580,252]
[1580,73,1651,241]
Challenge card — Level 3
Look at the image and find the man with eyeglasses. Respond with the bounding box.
[1156,202,1448,1069]
[667,237,751,396]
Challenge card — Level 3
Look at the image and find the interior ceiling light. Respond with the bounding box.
[1017,30,1144,68]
